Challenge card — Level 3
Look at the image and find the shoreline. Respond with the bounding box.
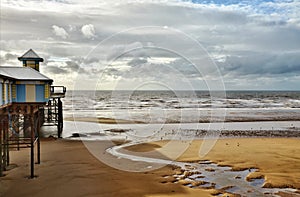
[59,119,300,141]
[64,116,300,124]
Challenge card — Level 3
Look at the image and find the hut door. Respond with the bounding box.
[26,85,36,102]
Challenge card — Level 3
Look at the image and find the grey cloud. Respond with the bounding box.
[66,61,80,71]
[117,3,247,26]
[259,19,287,27]
[83,57,99,64]
[4,53,18,61]
[169,59,200,77]
[45,66,69,74]
[103,68,122,77]
[102,57,200,81]
[45,60,87,75]
[65,60,89,74]
[127,57,148,67]
[106,42,145,61]
[222,52,300,76]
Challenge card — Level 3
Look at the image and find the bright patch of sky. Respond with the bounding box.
[189,0,276,5]
[188,0,298,19]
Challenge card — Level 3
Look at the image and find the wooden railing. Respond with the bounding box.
[50,86,66,98]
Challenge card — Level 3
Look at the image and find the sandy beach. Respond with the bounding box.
[1,136,299,197]
[0,138,212,197]
[126,138,300,191]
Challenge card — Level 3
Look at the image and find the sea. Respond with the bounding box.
[64,90,300,124]
[52,90,300,139]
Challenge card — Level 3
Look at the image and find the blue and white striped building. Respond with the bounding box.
[0,49,53,107]
[0,67,53,106]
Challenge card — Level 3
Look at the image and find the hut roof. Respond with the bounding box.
[18,49,44,62]
[0,66,53,82]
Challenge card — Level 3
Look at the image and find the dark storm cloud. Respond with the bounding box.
[45,60,87,75]
[222,52,300,76]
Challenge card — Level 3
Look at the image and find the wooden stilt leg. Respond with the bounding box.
[16,115,20,151]
[30,115,34,179]
[0,119,3,177]
[3,120,7,171]
[6,119,9,166]
[37,115,41,164]
[58,98,63,138]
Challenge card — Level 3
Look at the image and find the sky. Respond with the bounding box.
[0,0,300,91]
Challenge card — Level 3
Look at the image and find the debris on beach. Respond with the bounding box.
[105,129,131,133]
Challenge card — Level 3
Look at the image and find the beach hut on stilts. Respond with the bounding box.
[0,49,66,178]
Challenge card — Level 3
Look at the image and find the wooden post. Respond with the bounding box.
[0,118,3,177]
[47,100,51,122]
[37,114,41,164]
[40,107,45,126]
[30,110,35,178]
[57,98,63,138]
[16,115,20,151]
[24,115,30,138]
[3,119,7,171]
[6,119,9,166]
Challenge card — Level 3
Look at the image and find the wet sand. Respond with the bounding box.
[128,138,300,191]
[64,117,146,124]
[65,116,300,124]
[0,139,212,197]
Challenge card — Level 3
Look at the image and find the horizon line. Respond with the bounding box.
[67,89,300,91]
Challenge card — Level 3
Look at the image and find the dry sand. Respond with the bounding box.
[0,138,211,197]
